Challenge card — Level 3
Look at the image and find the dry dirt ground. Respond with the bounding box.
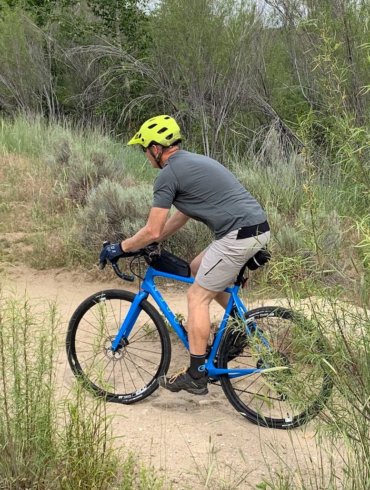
[2,265,325,489]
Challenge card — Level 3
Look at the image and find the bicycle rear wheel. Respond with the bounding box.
[66,289,171,403]
[219,307,333,429]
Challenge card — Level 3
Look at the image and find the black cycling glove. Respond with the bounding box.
[99,242,125,269]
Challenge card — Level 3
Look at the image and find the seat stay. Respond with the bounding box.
[233,294,248,317]
[205,287,274,379]
[206,286,249,364]
[233,298,272,351]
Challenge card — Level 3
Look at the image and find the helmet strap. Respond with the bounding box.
[149,145,164,168]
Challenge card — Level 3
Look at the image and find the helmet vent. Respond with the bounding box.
[165,133,173,140]
[164,116,170,119]
[157,127,168,134]
[148,124,157,129]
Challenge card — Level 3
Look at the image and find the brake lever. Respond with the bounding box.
[112,262,135,282]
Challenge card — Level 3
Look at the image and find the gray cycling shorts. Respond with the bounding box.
[195,230,270,292]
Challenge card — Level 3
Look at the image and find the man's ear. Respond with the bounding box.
[154,145,164,157]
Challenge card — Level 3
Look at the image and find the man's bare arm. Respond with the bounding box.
[121,207,169,252]
[158,210,190,241]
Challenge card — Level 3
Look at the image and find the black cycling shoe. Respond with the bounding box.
[159,369,208,395]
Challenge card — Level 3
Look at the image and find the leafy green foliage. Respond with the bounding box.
[0,6,54,114]
[0,0,368,163]
[88,0,151,51]
[0,297,58,487]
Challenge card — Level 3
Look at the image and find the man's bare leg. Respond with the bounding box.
[186,282,218,355]
[158,280,214,394]
[158,258,225,394]
[190,251,230,311]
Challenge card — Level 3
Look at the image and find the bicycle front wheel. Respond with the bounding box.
[66,289,171,403]
[219,307,333,429]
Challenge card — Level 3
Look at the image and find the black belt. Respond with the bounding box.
[236,221,270,240]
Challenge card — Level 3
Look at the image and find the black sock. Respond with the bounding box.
[188,353,206,379]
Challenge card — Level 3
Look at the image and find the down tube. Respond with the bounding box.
[143,277,190,347]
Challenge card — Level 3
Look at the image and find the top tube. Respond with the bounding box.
[142,266,237,294]
[108,245,248,290]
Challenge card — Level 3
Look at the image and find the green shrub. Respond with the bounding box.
[232,154,306,217]
[48,134,153,204]
[78,179,153,244]
[78,178,213,261]
[165,218,213,261]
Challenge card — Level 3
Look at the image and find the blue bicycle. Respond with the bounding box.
[66,247,332,429]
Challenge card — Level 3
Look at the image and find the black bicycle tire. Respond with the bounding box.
[218,306,333,429]
[66,289,171,404]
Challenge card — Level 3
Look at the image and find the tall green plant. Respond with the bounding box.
[262,299,370,489]
[59,384,119,489]
[0,293,163,489]
[0,296,58,487]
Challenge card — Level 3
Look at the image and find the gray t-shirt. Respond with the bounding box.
[153,150,267,239]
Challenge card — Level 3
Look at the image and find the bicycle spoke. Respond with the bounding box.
[124,356,158,379]
[68,292,170,402]
[122,355,138,391]
[126,345,162,356]
[119,358,128,394]
[220,306,332,428]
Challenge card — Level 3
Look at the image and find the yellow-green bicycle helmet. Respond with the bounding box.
[127,115,182,148]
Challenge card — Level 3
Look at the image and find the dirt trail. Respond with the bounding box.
[2,266,322,489]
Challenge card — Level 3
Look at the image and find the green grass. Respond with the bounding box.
[260,299,370,489]
[0,115,156,182]
[0,114,369,489]
[0,293,164,489]
[0,114,368,306]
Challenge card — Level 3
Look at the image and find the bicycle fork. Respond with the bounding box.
[110,291,149,352]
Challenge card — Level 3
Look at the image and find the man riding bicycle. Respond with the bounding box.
[100,115,270,395]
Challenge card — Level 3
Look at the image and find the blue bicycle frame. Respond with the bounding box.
[111,266,270,380]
